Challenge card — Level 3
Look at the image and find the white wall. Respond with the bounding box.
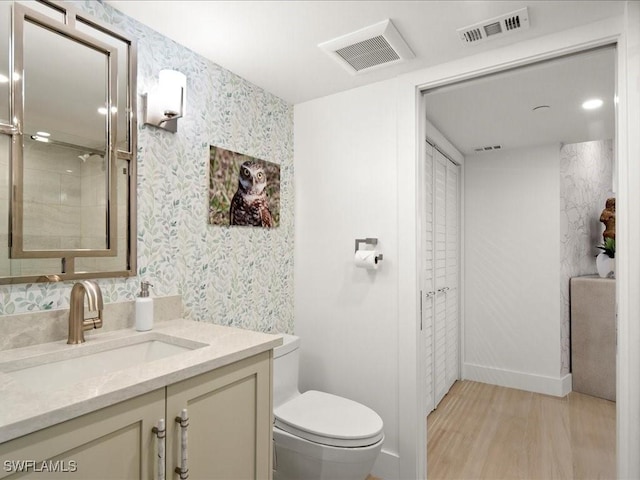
[463,144,566,394]
[294,79,400,479]
[294,8,639,478]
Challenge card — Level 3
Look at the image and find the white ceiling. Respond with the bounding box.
[424,46,616,155]
[105,1,620,154]
[106,1,623,105]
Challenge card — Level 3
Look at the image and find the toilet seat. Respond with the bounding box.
[274,390,384,448]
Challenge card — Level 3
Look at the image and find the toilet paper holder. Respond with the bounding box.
[354,237,383,263]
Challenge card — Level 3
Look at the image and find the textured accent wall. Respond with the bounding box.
[559,139,613,375]
[0,1,294,335]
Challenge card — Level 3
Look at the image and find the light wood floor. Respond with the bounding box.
[427,380,616,480]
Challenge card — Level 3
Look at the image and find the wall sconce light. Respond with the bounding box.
[143,69,187,133]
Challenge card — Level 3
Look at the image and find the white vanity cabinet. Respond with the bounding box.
[167,351,272,479]
[0,389,165,479]
[0,351,273,480]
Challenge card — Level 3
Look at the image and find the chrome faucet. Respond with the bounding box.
[67,280,104,344]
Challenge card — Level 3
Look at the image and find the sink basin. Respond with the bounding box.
[0,333,207,393]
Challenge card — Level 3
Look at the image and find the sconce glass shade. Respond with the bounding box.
[158,69,186,117]
[143,69,187,133]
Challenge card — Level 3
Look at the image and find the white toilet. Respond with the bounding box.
[273,334,384,480]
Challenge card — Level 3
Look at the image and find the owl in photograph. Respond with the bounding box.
[229,160,274,228]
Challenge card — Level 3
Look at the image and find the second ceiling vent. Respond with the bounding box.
[458,7,530,45]
[319,19,415,75]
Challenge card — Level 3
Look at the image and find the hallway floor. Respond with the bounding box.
[427,380,616,479]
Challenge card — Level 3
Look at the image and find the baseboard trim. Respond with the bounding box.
[371,448,399,480]
[463,363,573,397]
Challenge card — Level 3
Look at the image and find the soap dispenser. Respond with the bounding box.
[135,281,154,331]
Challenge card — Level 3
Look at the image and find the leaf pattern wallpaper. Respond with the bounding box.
[0,0,294,335]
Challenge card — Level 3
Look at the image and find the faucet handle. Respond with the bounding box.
[82,280,104,312]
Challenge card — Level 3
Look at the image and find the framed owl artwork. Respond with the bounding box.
[209,146,281,228]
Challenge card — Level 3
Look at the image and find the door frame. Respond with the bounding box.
[396,9,639,479]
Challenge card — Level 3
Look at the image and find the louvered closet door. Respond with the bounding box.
[422,145,435,414]
[423,146,460,413]
[433,151,448,406]
[444,158,459,392]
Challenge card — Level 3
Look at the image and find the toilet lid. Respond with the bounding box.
[274,390,384,448]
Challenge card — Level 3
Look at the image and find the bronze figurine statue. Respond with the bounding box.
[600,197,616,241]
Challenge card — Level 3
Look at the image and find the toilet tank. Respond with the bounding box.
[273,334,301,408]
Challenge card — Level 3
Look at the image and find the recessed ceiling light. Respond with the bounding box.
[582,98,603,110]
[36,131,50,137]
[0,74,8,83]
[31,135,49,143]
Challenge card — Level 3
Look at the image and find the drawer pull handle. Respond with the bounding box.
[152,419,166,480]
[175,409,189,479]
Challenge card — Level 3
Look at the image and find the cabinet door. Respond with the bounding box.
[166,352,272,480]
[0,389,165,479]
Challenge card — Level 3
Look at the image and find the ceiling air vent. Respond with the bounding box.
[319,19,415,75]
[474,145,503,153]
[458,7,530,46]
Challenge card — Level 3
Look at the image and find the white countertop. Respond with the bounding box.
[0,319,282,443]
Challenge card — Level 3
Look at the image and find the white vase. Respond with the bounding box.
[596,252,614,278]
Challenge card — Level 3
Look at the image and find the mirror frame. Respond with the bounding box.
[0,0,137,284]
[12,3,118,258]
